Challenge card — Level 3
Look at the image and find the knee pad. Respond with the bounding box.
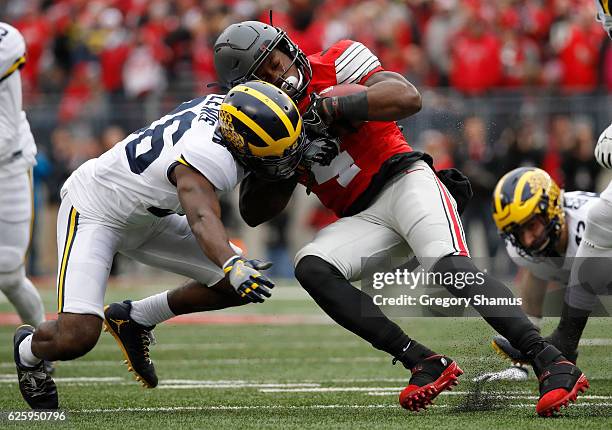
[0,248,25,292]
[0,246,24,272]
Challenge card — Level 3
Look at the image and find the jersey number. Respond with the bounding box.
[125,111,196,174]
[311,150,361,187]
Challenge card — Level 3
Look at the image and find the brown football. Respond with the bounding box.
[319,84,367,135]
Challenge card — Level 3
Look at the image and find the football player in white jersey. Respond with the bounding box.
[13,80,308,409]
[0,23,46,337]
[483,167,610,381]
[486,2,612,378]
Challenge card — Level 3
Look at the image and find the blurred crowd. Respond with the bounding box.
[2,0,611,276]
[4,0,612,99]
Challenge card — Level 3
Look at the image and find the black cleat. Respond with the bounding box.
[399,355,463,411]
[103,301,158,388]
[492,335,578,365]
[533,345,588,416]
[13,325,58,409]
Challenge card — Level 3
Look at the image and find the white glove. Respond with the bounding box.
[595,123,612,169]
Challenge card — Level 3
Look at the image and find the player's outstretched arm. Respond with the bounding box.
[174,164,275,302]
[238,173,298,227]
[174,164,240,267]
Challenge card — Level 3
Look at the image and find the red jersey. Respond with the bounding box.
[297,40,413,217]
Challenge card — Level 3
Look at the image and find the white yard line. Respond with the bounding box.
[91,340,362,352]
[71,402,612,413]
[0,356,387,368]
[579,338,612,346]
[0,375,122,383]
[74,404,397,413]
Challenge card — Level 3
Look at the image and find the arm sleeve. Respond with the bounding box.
[333,41,383,85]
[176,130,244,192]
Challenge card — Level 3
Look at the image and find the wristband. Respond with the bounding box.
[337,91,369,121]
[222,255,242,271]
[320,91,369,122]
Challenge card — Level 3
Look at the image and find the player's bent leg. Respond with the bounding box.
[14,313,101,409]
[431,255,589,415]
[32,313,102,361]
[294,255,461,410]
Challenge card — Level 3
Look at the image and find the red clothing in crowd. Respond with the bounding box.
[558,23,604,92]
[100,44,131,92]
[450,30,502,94]
[13,15,50,89]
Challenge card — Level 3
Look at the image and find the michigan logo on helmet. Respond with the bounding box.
[214,21,312,100]
[492,167,565,256]
[218,80,307,180]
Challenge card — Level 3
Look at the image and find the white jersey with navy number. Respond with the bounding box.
[0,22,36,177]
[506,191,600,283]
[63,94,244,226]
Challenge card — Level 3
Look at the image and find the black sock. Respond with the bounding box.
[393,340,436,369]
[550,303,590,355]
[432,255,545,358]
[295,256,436,363]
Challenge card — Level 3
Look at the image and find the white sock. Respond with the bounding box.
[18,334,41,367]
[130,291,175,327]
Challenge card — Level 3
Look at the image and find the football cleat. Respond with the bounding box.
[533,345,589,417]
[399,355,463,411]
[103,301,158,388]
[492,335,578,365]
[13,325,58,409]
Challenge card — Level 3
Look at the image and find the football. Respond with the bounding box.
[319,83,368,134]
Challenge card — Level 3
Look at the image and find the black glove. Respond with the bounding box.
[302,92,335,139]
[303,136,340,167]
[223,256,275,303]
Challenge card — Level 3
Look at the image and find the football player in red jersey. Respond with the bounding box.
[213,21,588,415]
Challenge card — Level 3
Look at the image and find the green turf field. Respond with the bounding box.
[1,281,611,429]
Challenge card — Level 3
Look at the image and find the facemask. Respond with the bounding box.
[281,68,303,97]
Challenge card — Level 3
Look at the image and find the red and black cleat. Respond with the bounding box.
[399,355,463,412]
[533,345,589,417]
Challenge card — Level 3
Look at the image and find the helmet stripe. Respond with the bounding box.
[233,83,298,136]
[221,102,298,157]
